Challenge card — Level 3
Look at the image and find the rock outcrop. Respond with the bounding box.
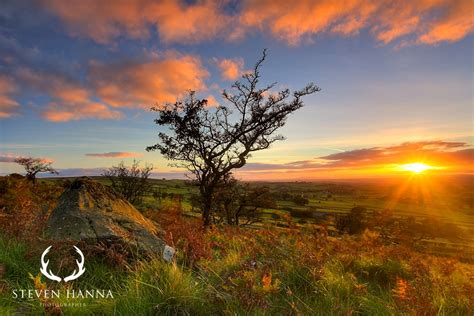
[46,177,165,255]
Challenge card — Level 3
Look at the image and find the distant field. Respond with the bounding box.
[42,176,474,224]
[42,175,474,260]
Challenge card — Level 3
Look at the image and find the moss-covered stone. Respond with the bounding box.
[46,177,165,255]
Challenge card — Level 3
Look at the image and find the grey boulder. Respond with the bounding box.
[46,177,165,255]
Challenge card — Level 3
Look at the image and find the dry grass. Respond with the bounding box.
[1,177,473,315]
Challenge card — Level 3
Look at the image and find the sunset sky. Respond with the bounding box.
[0,0,473,180]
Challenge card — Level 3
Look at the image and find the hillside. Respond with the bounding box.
[0,176,473,314]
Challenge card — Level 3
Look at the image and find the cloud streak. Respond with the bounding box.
[14,67,123,122]
[35,168,186,179]
[39,0,473,46]
[85,152,144,158]
[2,44,208,121]
[1,1,472,123]
[41,0,229,45]
[240,0,474,46]
[88,52,208,108]
[0,153,54,164]
[0,153,20,163]
[0,75,20,118]
[242,141,474,174]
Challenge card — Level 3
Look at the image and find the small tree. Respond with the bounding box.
[147,50,320,226]
[102,160,153,205]
[336,206,367,234]
[14,157,58,183]
[213,175,276,226]
[292,194,309,206]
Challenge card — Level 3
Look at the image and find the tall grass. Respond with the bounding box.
[115,259,206,315]
[1,177,473,315]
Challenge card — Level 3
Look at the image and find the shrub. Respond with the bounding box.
[292,195,309,206]
[102,160,153,206]
[336,206,367,234]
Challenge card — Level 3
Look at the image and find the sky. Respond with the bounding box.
[0,0,473,180]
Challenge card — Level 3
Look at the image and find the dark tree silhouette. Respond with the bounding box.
[213,175,276,226]
[147,50,320,226]
[336,206,367,235]
[102,160,153,205]
[14,157,58,183]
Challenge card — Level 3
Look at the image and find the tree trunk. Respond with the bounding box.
[201,187,213,227]
[27,173,36,184]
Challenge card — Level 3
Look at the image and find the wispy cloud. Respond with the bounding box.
[238,0,473,46]
[242,141,474,173]
[41,0,230,45]
[0,153,20,163]
[318,141,472,167]
[1,42,208,121]
[1,1,472,124]
[36,168,186,179]
[88,52,208,108]
[14,67,123,122]
[0,153,54,164]
[0,75,20,118]
[85,152,143,158]
[37,0,474,46]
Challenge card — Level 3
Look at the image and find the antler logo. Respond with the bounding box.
[40,246,86,282]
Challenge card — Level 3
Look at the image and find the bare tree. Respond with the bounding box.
[147,50,320,226]
[102,160,153,205]
[14,157,58,183]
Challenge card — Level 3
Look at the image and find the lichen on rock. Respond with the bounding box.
[46,177,165,255]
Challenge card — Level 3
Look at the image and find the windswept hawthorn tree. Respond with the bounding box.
[14,157,58,183]
[147,50,320,226]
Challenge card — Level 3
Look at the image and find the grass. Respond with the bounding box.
[1,226,474,315]
[116,260,206,315]
[1,176,473,314]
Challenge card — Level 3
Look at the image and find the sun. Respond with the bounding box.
[400,162,433,173]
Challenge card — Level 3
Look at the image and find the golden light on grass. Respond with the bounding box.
[400,162,433,173]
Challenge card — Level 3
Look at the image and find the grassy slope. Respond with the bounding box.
[1,176,473,314]
[1,224,473,315]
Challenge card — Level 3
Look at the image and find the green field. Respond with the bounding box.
[2,175,473,314]
[41,175,474,261]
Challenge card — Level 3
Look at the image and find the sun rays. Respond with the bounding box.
[401,163,433,173]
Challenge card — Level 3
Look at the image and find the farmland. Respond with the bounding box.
[1,175,473,314]
[46,175,474,261]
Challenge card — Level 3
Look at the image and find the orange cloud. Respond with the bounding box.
[88,53,208,108]
[16,67,123,122]
[41,0,150,44]
[42,102,123,122]
[39,0,473,46]
[0,154,54,164]
[205,94,219,107]
[241,141,474,176]
[239,0,366,45]
[215,58,245,81]
[85,152,143,158]
[16,68,90,104]
[6,52,208,121]
[0,75,20,118]
[146,0,228,43]
[239,0,473,46]
[42,0,229,44]
[418,0,473,44]
[318,141,473,169]
[0,153,20,163]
